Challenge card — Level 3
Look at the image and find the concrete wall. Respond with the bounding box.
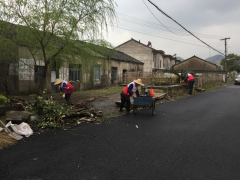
[17,46,51,95]
[0,43,144,94]
[115,40,153,72]
[0,46,52,95]
[154,53,164,69]
[58,58,144,91]
[170,59,176,67]
[0,62,19,94]
[173,57,217,71]
[163,57,171,70]
[115,40,179,72]
[0,38,19,94]
[111,60,143,84]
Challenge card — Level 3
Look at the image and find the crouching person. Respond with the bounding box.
[182,73,195,95]
[54,79,74,105]
[119,79,144,114]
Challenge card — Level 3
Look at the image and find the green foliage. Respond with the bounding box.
[0,0,117,94]
[0,94,10,105]
[26,89,74,129]
[220,54,240,72]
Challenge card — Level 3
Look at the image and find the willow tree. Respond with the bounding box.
[0,0,116,94]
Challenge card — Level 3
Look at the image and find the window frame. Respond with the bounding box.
[94,65,101,81]
[69,64,81,82]
[34,65,44,83]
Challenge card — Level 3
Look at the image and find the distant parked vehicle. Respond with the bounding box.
[235,74,240,85]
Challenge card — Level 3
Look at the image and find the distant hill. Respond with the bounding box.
[176,57,185,61]
[205,54,224,66]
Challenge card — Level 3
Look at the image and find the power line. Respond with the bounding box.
[116,12,225,39]
[114,25,224,52]
[114,24,224,51]
[146,0,225,56]
[141,0,182,36]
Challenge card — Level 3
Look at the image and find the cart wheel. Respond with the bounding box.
[133,105,136,115]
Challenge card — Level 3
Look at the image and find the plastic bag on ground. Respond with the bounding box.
[7,121,33,137]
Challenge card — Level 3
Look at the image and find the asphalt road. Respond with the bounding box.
[1,84,240,180]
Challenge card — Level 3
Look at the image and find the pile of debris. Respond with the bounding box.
[4,96,105,128]
[8,98,30,111]
[71,98,104,125]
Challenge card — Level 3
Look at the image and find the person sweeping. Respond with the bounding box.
[119,79,144,114]
[54,79,74,104]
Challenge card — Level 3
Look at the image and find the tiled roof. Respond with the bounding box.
[108,49,144,64]
[115,38,165,54]
[172,55,218,67]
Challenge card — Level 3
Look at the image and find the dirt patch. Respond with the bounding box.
[0,133,16,149]
[88,92,121,116]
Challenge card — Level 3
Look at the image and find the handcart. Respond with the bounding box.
[133,96,155,115]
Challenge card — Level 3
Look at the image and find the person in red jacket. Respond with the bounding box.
[182,73,195,95]
[54,79,74,104]
[120,79,144,114]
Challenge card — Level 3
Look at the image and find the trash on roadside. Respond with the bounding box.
[30,116,37,121]
[0,120,23,140]
[6,121,33,137]
[135,125,138,128]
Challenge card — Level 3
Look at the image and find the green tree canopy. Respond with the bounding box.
[220,54,240,72]
[0,0,117,94]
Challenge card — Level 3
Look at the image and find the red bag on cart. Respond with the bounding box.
[149,87,156,98]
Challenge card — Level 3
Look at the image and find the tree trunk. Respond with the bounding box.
[3,63,10,96]
[38,62,49,95]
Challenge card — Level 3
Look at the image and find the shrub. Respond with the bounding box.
[0,94,10,105]
[26,89,74,129]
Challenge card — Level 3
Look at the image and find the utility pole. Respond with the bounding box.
[220,38,230,72]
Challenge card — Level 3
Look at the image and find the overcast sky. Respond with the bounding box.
[104,0,240,60]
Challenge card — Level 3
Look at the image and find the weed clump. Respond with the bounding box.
[26,89,74,129]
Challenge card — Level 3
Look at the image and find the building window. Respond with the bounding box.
[69,64,81,81]
[160,60,161,68]
[34,65,44,83]
[94,66,100,81]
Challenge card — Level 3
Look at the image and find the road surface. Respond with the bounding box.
[1,84,240,180]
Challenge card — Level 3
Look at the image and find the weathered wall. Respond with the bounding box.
[59,58,144,91]
[163,57,171,70]
[111,60,143,84]
[0,62,19,94]
[1,42,144,94]
[154,53,164,69]
[173,57,217,71]
[170,59,176,67]
[115,40,153,72]
[18,46,51,95]
[0,37,19,94]
[195,73,224,88]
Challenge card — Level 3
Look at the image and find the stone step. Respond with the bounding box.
[6,111,31,124]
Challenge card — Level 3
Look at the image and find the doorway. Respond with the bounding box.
[123,69,127,84]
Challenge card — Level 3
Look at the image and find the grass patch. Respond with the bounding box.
[202,79,233,93]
